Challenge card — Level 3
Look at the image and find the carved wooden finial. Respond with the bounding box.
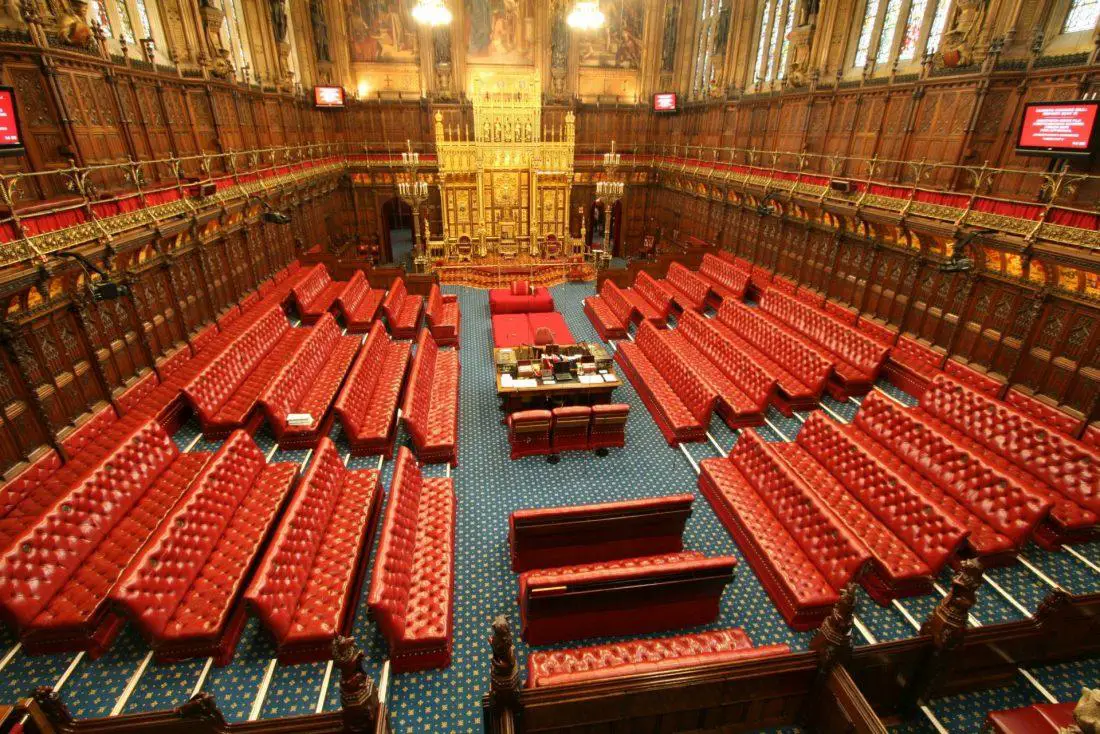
[922,558,984,650]
[333,635,378,734]
[176,692,227,725]
[811,581,857,666]
[31,686,73,725]
[490,614,519,710]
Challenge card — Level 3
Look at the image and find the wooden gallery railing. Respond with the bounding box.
[481,560,1100,733]
[9,637,391,734]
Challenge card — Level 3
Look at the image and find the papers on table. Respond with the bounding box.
[577,374,604,384]
[287,413,315,426]
[602,373,618,382]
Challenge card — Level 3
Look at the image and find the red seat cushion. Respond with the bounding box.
[492,314,533,348]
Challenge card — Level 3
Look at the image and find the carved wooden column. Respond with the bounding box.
[804,582,857,723]
[0,323,65,458]
[1004,284,1050,386]
[906,558,984,709]
[333,635,383,734]
[158,255,194,349]
[68,297,119,414]
[119,275,163,380]
[484,615,520,734]
[943,271,980,358]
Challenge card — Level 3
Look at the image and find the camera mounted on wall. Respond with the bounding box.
[247,195,292,225]
[939,228,997,273]
[54,251,131,301]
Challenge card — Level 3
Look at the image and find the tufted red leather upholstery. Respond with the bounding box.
[260,313,362,449]
[1003,389,1083,437]
[656,262,710,312]
[943,359,1005,397]
[368,447,455,671]
[672,310,774,429]
[784,413,969,602]
[519,551,736,645]
[183,306,307,437]
[698,253,749,305]
[698,431,871,629]
[885,335,945,396]
[402,329,460,465]
[507,409,553,460]
[760,288,888,398]
[749,265,774,295]
[425,284,461,347]
[509,494,692,572]
[491,312,575,348]
[292,263,350,324]
[334,322,411,457]
[337,270,386,333]
[511,279,531,296]
[245,438,383,663]
[851,390,1068,555]
[112,430,297,664]
[0,421,215,655]
[590,403,629,451]
[823,300,860,327]
[615,321,715,445]
[716,300,831,413]
[1084,423,1100,450]
[583,280,631,341]
[382,278,424,339]
[985,702,1076,733]
[623,271,673,325]
[488,286,555,314]
[526,630,789,688]
[918,375,1098,543]
[551,406,591,454]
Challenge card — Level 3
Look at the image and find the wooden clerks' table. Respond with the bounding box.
[494,344,619,412]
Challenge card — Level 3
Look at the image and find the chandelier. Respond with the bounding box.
[398,180,428,199]
[411,0,452,26]
[595,181,624,199]
[567,0,604,30]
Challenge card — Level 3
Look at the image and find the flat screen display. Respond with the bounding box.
[1016,101,1098,156]
[0,87,25,156]
[653,93,678,112]
[314,86,345,108]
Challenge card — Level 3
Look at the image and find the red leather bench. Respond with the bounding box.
[914,375,1098,547]
[748,265,774,296]
[526,629,789,688]
[851,390,1060,558]
[183,306,307,438]
[245,437,383,663]
[615,322,715,445]
[368,447,455,672]
[488,280,555,314]
[657,262,710,313]
[1004,388,1084,438]
[943,358,1005,397]
[509,494,693,572]
[519,551,736,645]
[259,312,361,449]
[759,288,888,399]
[986,702,1078,733]
[698,431,871,630]
[885,335,945,396]
[403,328,460,465]
[669,310,774,429]
[623,271,673,325]
[698,253,749,306]
[716,300,831,414]
[0,421,211,656]
[825,300,861,327]
[336,270,385,333]
[111,430,298,664]
[780,413,969,603]
[382,277,423,340]
[334,322,411,457]
[583,280,632,340]
[292,263,349,324]
[425,283,461,347]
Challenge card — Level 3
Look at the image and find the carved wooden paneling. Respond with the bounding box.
[1015,300,1099,416]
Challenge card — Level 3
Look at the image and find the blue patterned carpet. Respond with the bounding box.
[0,281,1096,733]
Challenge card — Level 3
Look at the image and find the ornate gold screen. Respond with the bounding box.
[433,72,575,260]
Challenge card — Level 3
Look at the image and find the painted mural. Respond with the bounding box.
[348,0,419,62]
[466,0,536,65]
[577,0,644,68]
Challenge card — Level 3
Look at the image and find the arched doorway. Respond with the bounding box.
[380,197,414,266]
[587,199,623,255]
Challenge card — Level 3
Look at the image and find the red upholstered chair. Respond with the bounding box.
[551,406,591,461]
[590,403,629,455]
[512,279,532,296]
[533,326,555,346]
[507,410,553,460]
[986,703,1077,733]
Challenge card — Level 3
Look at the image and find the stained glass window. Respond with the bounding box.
[875,0,903,64]
[898,0,930,59]
[133,0,152,38]
[753,0,795,84]
[113,0,136,44]
[853,0,880,67]
[90,0,112,35]
[753,0,772,82]
[924,0,951,54]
